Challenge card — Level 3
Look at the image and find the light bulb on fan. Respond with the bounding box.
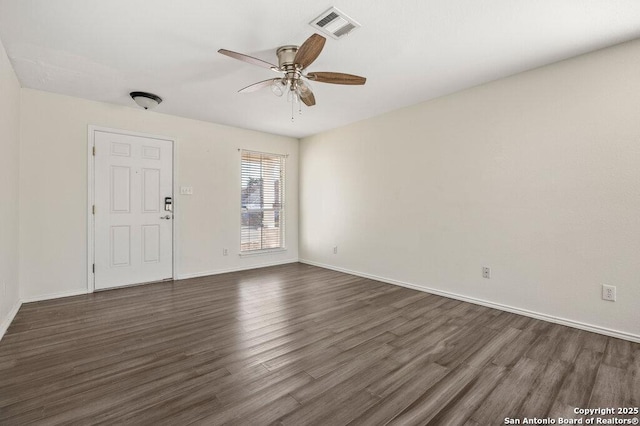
[297,80,312,97]
[270,79,286,97]
[287,83,298,103]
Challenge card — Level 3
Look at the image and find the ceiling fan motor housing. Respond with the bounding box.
[276,45,298,68]
[276,45,301,85]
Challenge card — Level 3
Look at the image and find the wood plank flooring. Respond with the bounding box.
[0,263,638,425]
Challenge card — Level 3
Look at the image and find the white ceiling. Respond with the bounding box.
[1,1,639,138]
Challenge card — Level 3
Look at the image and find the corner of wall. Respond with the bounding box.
[0,301,22,342]
[0,35,23,341]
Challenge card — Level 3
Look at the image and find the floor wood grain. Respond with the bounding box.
[0,263,638,425]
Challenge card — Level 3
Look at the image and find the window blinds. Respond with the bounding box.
[240,150,286,252]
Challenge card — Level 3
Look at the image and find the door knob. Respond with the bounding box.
[160,215,172,220]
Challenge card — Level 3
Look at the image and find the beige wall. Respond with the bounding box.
[300,39,640,339]
[19,89,298,301]
[0,37,21,337]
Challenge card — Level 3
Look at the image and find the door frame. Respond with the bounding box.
[87,125,178,293]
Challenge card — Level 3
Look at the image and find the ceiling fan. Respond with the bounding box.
[218,34,366,111]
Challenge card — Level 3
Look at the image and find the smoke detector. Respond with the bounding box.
[310,7,361,40]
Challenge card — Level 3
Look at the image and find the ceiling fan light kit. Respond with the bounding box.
[218,33,366,120]
[270,79,285,97]
[130,91,163,110]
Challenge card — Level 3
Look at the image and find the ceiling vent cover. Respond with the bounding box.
[310,7,361,40]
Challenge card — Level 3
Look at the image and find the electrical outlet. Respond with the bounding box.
[602,284,616,301]
[482,267,491,279]
[223,248,228,256]
[333,246,338,255]
[180,186,193,195]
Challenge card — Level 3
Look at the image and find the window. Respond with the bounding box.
[240,150,286,253]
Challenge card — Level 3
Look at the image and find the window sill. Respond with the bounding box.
[239,248,287,257]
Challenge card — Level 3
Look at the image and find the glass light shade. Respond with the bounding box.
[130,92,162,110]
[297,80,312,96]
[270,79,285,97]
[287,82,301,104]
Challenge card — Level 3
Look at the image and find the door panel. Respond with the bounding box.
[142,168,161,212]
[142,145,160,159]
[142,225,160,263]
[94,131,173,290]
[111,226,131,266]
[110,166,131,212]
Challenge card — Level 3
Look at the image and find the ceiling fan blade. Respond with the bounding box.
[218,49,279,71]
[306,72,366,85]
[238,78,279,93]
[301,91,316,107]
[298,81,316,106]
[294,34,326,69]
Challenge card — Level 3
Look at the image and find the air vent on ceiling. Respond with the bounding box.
[310,7,360,40]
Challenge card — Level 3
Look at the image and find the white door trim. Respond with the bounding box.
[87,125,178,293]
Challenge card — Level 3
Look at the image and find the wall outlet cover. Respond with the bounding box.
[602,284,616,301]
[482,266,491,279]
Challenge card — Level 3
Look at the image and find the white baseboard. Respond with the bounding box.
[299,259,640,343]
[0,300,22,342]
[21,289,89,304]
[176,259,299,280]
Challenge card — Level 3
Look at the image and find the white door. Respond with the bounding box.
[93,130,173,290]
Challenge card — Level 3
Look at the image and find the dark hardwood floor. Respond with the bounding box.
[0,263,638,425]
